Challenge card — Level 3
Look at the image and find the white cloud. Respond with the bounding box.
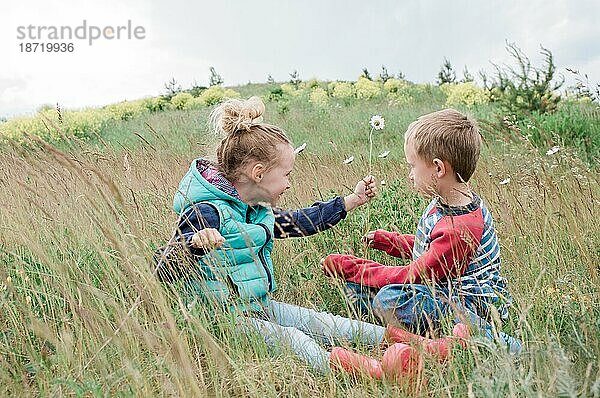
[1,0,599,118]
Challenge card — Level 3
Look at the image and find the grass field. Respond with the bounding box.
[0,85,598,397]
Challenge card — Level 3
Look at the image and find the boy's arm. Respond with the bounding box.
[369,230,415,259]
[274,196,347,238]
[326,219,481,288]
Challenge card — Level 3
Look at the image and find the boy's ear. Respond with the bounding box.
[432,158,447,178]
[250,163,265,182]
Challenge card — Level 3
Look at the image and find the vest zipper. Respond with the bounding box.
[257,223,273,292]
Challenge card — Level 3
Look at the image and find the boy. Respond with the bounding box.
[322,109,521,352]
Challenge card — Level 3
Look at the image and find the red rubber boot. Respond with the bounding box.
[381,343,424,383]
[385,323,470,360]
[329,347,383,379]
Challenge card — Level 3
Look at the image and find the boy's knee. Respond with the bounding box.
[372,285,404,322]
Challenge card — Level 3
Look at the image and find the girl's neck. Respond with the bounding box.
[233,180,255,206]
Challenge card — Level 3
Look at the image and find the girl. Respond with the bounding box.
[158,97,458,380]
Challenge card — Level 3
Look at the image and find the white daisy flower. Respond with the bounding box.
[294,142,307,154]
[378,150,390,158]
[499,177,511,185]
[546,146,560,156]
[369,115,385,130]
[343,156,354,164]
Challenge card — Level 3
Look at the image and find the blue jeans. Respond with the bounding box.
[345,282,458,333]
[345,282,522,353]
[238,299,386,373]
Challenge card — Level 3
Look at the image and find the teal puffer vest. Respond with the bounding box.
[173,159,276,313]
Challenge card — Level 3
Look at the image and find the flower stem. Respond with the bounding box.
[368,127,374,176]
[365,126,374,254]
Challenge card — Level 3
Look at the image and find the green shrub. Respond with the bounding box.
[486,43,563,115]
[267,86,284,102]
[523,101,600,164]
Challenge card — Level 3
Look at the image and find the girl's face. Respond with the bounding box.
[404,138,438,197]
[256,143,295,206]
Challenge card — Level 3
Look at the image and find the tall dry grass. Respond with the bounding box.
[0,102,598,397]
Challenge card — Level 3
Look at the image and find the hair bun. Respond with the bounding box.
[209,96,265,136]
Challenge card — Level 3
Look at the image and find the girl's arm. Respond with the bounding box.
[273,176,377,239]
[154,203,221,283]
[274,196,347,238]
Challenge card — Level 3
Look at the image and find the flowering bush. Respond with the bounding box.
[355,77,382,99]
[309,87,329,107]
[331,82,355,99]
[0,114,48,141]
[280,83,303,97]
[62,108,108,138]
[143,97,169,113]
[171,92,194,110]
[105,101,146,121]
[199,87,241,106]
[443,82,489,107]
[0,108,110,141]
[303,79,321,89]
[383,78,408,94]
[185,97,205,110]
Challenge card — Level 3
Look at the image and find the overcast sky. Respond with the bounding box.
[2,0,599,118]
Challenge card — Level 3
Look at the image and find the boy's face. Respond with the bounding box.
[404,138,438,197]
[255,143,295,206]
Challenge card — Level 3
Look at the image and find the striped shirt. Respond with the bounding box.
[337,193,512,320]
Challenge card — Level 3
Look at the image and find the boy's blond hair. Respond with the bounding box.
[405,109,481,182]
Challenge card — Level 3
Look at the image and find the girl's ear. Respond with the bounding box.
[250,163,265,183]
[432,158,447,178]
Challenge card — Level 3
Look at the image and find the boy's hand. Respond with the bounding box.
[190,228,225,250]
[344,175,378,211]
[362,230,377,247]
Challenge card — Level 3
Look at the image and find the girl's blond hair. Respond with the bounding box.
[209,96,290,182]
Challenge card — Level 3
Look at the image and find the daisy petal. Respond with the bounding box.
[294,142,307,154]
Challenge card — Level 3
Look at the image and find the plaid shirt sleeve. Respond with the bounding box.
[273,196,347,238]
